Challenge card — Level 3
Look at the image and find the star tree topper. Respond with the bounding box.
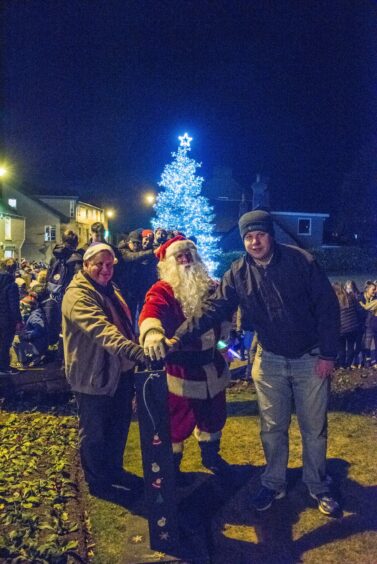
[178,132,192,148]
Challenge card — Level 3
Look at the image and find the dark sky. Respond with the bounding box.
[3,1,377,230]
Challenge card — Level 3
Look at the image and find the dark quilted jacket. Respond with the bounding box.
[0,272,22,328]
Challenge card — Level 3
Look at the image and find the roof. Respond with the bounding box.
[272,211,330,218]
[0,199,24,219]
[36,195,104,211]
[6,183,70,222]
[36,194,79,201]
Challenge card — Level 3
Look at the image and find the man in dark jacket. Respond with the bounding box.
[47,229,82,302]
[120,229,156,327]
[146,210,341,517]
[0,258,23,375]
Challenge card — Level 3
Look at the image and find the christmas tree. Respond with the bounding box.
[152,133,219,275]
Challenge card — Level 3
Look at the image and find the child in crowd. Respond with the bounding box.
[14,288,49,367]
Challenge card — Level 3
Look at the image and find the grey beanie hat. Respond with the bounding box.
[239,210,275,239]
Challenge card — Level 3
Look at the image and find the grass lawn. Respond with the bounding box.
[1,376,376,563]
[87,385,377,564]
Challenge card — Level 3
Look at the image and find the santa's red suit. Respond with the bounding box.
[138,237,230,473]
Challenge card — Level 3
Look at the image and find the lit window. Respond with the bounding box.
[4,249,14,258]
[70,200,75,218]
[8,199,17,208]
[298,218,311,236]
[4,217,11,240]
[44,225,57,242]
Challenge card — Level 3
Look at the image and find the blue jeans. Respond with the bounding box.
[252,346,330,495]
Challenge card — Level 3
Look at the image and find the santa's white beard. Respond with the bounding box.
[158,255,213,318]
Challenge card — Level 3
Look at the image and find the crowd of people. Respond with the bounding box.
[332,279,377,370]
[0,223,187,376]
[3,209,376,518]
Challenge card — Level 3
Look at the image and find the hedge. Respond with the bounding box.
[215,246,377,278]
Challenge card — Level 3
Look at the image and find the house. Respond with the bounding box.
[220,211,329,252]
[205,169,329,251]
[0,199,25,259]
[1,184,107,262]
[37,195,107,249]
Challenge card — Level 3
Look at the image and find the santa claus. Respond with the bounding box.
[138,235,231,483]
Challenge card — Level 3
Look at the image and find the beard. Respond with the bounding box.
[158,253,213,318]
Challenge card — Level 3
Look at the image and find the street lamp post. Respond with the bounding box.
[105,208,115,243]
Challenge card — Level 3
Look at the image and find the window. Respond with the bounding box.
[8,198,17,208]
[44,225,57,241]
[4,249,14,258]
[70,200,75,218]
[4,217,11,240]
[298,218,311,236]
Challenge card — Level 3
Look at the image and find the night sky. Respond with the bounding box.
[3,1,377,230]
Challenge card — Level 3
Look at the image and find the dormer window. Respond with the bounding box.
[8,198,17,208]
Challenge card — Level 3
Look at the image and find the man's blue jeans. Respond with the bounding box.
[252,346,330,495]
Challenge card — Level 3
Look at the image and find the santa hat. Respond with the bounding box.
[155,235,196,261]
[141,229,153,237]
[83,243,118,263]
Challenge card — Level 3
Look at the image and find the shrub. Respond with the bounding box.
[310,246,377,274]
[215,251,243,278]
[216,247,377,278]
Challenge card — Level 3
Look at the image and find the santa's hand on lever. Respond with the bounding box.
[143,330,167,361]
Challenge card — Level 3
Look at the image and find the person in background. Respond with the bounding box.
[30,268,48,289]
[120,230,156,327]
[62,242,146,500]
[14,286,49,367]
[141,229,154,250]
[15,275,28,299]
[344,280,364,367]
[148,210,341,517]
[332,282,359,369]
[359,281,377,368]
[47,229,81,303]
[0,258,23,375]
[153,227,168,247]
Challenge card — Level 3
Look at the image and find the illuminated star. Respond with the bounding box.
[130,534,143,544]
[178,132,192,148]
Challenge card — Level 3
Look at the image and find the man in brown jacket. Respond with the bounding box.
[62,243,146,500]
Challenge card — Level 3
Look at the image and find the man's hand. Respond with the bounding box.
[315,358,335,379]
[144,330,167,361]
[164,337,180,352]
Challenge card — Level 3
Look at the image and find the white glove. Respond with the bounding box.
[144,330,167,361]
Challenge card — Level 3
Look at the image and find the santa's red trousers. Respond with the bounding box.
[168,390,227,444]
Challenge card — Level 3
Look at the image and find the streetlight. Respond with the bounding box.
[105,209,115,242]
[0,166,7,177]
[144,192,156,206]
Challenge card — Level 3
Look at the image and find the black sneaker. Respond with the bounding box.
[310,492,341,517]
[251,486,286,511]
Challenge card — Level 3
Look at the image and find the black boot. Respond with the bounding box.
[173,452,194,487]
[199,440,231,476]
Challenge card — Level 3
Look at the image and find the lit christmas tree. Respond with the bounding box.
[152,133,219,275]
